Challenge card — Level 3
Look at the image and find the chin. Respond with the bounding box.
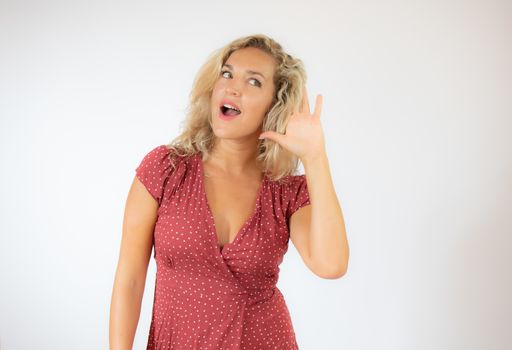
[211,124,234,138]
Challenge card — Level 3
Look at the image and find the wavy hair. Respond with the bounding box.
[166,33,307,182]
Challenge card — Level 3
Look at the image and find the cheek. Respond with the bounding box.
[211,81,223,97]
[244,103,266,121]
[211,86,223,107]
[211,84,220,97]
[255,94,274,116]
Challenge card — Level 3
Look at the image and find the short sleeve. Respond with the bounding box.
[135,145,175,205]
[285,175,311,220]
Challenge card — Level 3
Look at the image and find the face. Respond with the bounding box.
[210,47,276,141]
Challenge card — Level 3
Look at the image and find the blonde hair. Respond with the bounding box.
[166,33,307,182]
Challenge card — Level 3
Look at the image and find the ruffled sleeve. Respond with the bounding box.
[135,144,176,206]
[285,174,311,221]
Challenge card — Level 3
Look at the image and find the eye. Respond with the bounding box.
[220,70,262,88]
[221,70,231,78]
[249,78,262,87]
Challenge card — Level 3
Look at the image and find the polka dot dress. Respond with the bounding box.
[135,144,311,350]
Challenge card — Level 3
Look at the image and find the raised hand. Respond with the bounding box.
[259,86,325,161]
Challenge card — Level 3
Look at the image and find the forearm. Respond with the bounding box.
[302,152,349,276]
[109,278,146,350]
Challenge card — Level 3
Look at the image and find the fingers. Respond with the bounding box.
[295,86,320,117]
[313,94,323,119]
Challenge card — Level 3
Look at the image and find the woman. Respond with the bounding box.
[110,34,349,350]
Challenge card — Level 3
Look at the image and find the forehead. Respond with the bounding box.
[225,47,276,78]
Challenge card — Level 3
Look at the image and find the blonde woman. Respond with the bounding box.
[109,34,349,350]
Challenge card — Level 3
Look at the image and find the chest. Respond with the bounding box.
[203,174,263,248]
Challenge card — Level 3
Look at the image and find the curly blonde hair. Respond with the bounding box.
[166,33,307,182]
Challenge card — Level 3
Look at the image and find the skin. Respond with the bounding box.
[208,46,276,175]
[206,47,349,277]
[205,47,277,247]
[109,45,349,349]
[109,176,158,350]
[108,47,279,349]
[259,86,349,279]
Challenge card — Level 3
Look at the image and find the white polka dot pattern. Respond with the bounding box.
[285,174,311,223]
[135,144,311,349]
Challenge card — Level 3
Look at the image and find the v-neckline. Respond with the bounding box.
[197,152,266,253]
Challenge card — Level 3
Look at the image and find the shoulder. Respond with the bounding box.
[279,174,310,220]
[135,144,193,205]
[286,174,308,199]
[138,144,178,165]
[136,144,192,172]
[276,174,307,193]
[266,174,308,204]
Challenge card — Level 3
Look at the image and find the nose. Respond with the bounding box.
[226,87,240,96]
[225,80,241,96]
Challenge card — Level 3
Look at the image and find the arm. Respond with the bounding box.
[259,88,348,278]
[109,176,158,350]
[290,152,349,279]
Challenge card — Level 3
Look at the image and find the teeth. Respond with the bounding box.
[223,103,240,112]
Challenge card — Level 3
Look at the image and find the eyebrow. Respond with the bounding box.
[222,64,266,80]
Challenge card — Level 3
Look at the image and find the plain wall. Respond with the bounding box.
[0,0,511,349]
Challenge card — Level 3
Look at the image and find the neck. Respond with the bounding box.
[206,138,262,177]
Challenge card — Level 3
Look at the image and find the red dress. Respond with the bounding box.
[135,144,311,350]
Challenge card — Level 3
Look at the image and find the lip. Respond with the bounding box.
[219,98,241,112]
[218,98,242,121]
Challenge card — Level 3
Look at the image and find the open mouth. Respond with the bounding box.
[220,104,242,117]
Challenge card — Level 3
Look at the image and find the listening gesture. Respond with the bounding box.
[259,86,325,162]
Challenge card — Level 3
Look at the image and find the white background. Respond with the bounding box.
[1,0,511,349]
